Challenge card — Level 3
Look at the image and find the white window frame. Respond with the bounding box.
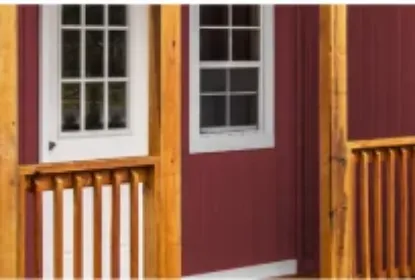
[189,5,275,154]
[39,5,149,163]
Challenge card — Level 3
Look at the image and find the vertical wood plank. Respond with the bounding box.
[386,149,396,278]
[360,151,371,278]
[146,6,160,277]
[17,175,28,277]
[93,173,103,278]
[73,175,83,278]
[34,181,43,277]
[159,5,182,278]
[373,151,384,277]
[0,4,18,277]
[319,5,349,278]
[53,177,64,278]
[400,148,409,276]
[411,148,415,275]
[130,170,140,278]
[111,172,121,278]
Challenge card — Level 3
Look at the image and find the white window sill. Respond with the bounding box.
[189,130,275,154]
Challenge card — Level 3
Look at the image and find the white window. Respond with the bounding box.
[40,5,148,163]
[189,5,275,154]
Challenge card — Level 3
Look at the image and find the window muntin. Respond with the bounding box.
[60,5,129,135]
[198,5,262,133]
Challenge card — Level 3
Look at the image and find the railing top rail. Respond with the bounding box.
[348,136,415,150]
[19,156,159,176]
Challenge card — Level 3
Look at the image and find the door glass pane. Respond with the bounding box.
[62,30,80,78]
[108,82,127,129]
[85,31,104,77]
[62,83,80,132]
[109,31,127,77]
[85,5,104,25]
[109,5,126,26]
[85,83,104,130]
[62,5,80,25]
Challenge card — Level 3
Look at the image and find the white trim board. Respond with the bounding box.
[183,259,297,279]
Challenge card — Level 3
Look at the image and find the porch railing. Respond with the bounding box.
[348,136,415,277]
[18,156,159,278]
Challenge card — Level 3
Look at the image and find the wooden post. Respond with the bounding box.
[0,5,19,278]
[148,5,182,278]
[319,5,352,278]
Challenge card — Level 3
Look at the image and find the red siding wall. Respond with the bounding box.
[18,6,39,277]
[348,6,415,140]
[181,6,302,275]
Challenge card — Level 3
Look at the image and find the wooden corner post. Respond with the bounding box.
[148,4,182,278]
[0,5,19,278]
[319,5,353,278]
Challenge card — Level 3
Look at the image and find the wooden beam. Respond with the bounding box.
[319,5,353,278]
[0,5,19,278]
[147,5,181,278]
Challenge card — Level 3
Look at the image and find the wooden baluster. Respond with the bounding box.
[400,148,409,276]
[54,176,64,278]
[74,175,83,278]
[34,179,43,277]
[387,149,396,278]
[17,175,28,277]
[411,147,415,276]
[360,151,371,278]
[130,170,140,278]
[373,151,384,277]
[348,153,357,276]
[111,171,121,278]
[93,173,103,278]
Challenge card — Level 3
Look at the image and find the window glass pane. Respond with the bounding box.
[200,5,228,26]
[200,69,226,93]
[230,68,258,92]
[62,5,80,25]
[85,5,104,25]
[200,30,228,61]
[230,95,258,126]
[109,31,127,77]
[109,5,126,26]
[232,5,259,26]
[109,82,127,129]
[85,31,104,77]
[232,30,259,61]
[62,30,80,78]
[85,83,104,130]
[62,83,80,132]
[200,95,226,128]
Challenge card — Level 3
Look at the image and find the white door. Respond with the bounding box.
[39,4,148,277]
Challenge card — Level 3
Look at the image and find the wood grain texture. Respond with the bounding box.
[0,5,18,277]
[159,5,182,277]
[319,5,350,278]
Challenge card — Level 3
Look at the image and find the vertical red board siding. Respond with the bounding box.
[18,5,39,277]
[348,5,415,140]
[182,6,300,275]
[297,6,320,275]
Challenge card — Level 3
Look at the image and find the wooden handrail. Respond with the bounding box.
[19,156,159,176]
[348,136,415,150]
